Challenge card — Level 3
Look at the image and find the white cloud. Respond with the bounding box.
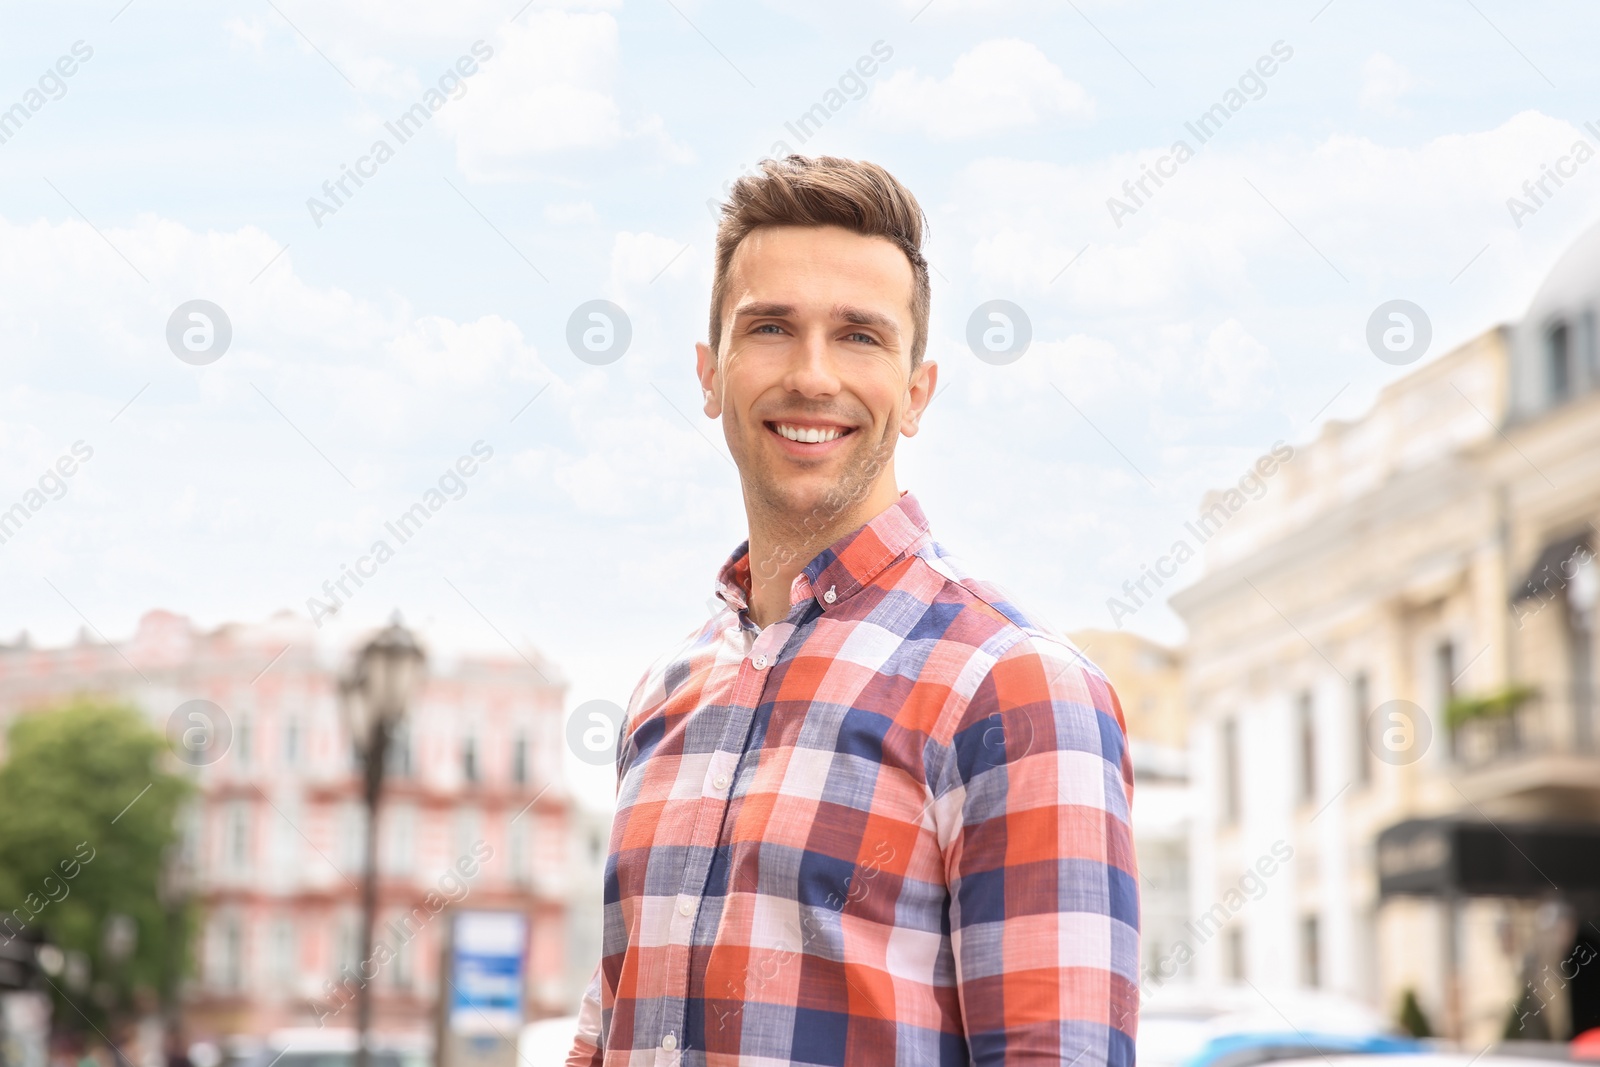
[439,13,688,179]
[1195,318,1273,410]
[1359,52,1414,115]
[868,39,1093,138]
[546,200,598,224]
[606,232,695,292]
[225,17,267,53]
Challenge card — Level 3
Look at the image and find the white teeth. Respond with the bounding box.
[774,423,845,444]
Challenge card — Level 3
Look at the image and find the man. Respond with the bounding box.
[569,156,1137,1066]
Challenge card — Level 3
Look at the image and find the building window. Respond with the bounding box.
[336,913,359,977]
[1436,640,1457,759]
[1220,719,1240,825]
[340,804,367,875]
[226,801,251,875]
[462,735,479,784]
[388,723,412,779]
[283,717,300,768]
[1301,914,1321,987]
[1226,926,1245,981]
[272,918,296,990]
[391,935,412,991]
[384,804,415,877]
[1352,673,1372,786]
[1586,310,1599,385]
[1548,320,1573,403]
[512,734,528,785]
[220,915,243,992]
[1297,691,1316,806]
[508,817,527,886]
[455,808,482,862]
[235,714,252,771]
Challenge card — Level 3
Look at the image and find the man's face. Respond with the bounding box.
[696,224,937,527]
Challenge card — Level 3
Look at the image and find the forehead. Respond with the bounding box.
[725,225,914,316]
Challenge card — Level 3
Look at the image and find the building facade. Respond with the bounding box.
[0,609,574,1044]
[1170,223,1600,1042]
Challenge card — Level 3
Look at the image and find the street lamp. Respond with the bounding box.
[339,616,426,1067]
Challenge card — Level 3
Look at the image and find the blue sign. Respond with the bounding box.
[448,911,528,1034]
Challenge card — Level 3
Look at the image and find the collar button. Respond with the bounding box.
[823,585,837,604]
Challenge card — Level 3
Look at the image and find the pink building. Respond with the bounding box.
[0,609,573,1043]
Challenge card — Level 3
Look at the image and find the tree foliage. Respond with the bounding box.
[0,700,192,1029]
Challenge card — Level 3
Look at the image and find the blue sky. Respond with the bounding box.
[4,0,1600,802]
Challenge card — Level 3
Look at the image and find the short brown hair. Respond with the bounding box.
[708,155,930,368]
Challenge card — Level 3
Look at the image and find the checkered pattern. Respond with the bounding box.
[568,494,1138,1066]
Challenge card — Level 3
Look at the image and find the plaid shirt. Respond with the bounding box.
[569,494,1138,1066]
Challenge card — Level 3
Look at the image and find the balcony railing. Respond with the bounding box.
[1451,687,1596,771]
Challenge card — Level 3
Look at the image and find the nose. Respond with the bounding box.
[782,327,841,399]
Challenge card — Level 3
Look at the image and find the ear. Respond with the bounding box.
[695,342,722,418]
[899,359,937,437]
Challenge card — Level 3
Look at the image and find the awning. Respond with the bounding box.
[1512,531,1591,604]
[1377,817,1600,899]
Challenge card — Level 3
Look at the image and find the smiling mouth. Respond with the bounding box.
[766,421,855,445]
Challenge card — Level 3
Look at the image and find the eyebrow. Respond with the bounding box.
[732,302,901,338]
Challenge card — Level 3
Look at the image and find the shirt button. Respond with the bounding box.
[678,898,693,917]
[713,774,729,791]
[661,1034,677,1051]
[823,586,837,604]
[752,654,768,670]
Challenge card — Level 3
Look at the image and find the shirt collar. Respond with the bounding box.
[714,492,932,616]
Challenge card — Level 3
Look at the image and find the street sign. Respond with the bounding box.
[437,910,528,1067]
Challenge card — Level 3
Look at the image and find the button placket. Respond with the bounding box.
[659,621,783,1050]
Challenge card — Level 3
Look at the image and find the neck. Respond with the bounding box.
[744,476,901,628]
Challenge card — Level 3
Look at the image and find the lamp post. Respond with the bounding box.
[339,617,426,1067]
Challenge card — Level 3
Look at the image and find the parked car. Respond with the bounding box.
[519,1016,580,1064]
[232,1029,429,1067]
[1184,1031,1423,1067]
[1138,984,1401,1067]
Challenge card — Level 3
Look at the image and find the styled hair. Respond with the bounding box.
[709,155,930,368]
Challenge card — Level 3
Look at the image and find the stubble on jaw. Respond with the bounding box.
[745,417,899,570]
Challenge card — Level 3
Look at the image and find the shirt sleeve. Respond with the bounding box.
[565,963,606,1067]
[935,634,1140,1067]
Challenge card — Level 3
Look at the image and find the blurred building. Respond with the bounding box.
[0,609,576,1043]
[1068,630,1192,988]
[1171,224,1600,1043]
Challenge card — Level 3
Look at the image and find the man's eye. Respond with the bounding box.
[844,331,878,345]
[753,323,784,335]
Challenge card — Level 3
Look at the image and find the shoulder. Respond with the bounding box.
[617,606,736,754]
[902,541,1117,718]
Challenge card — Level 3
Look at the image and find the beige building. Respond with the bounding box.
[1170,224,1600,1042]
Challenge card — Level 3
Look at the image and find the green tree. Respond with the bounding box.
[1397,987,1434,1038]
[0,701,192,1034]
